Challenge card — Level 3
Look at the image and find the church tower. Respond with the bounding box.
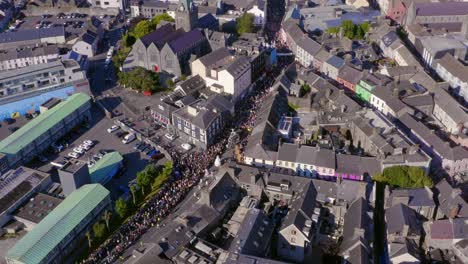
[175,0,198,32]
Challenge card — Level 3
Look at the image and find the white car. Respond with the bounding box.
[107,125,119,133]
[181,143,192,151]
[68,152,80,158]
[73,147,85,154]
[80,144,92,151]
[83,140,94,146]
[165,133,176,141]
[122,133,136,144]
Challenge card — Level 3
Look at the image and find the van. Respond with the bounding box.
[122,133,135,144]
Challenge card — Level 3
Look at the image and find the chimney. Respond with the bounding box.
[250,173,256,184]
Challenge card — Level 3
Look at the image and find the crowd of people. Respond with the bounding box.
[81,61,288,264]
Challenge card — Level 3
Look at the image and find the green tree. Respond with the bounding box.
[92,222,107,240]
[123,33,136,48]
[130,185,137,205]
[151,13,175,26]
[326,26,340,36]
[152,162,172,191]
[112,46,131,70]
[136,170,152,195]
[102,210,112,232]
[85,231,93,248]
[115,198,128,219]
[373,166,433,188]
[180,74,187,81]
[236,13,255,35]
[360,21,370,34]
[300,83,311,97]
[133,20,155,39]
[166,79,175,89]
[118,67,161,92]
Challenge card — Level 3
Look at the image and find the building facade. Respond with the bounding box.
[175,0,198,32]
[0,45,59,72]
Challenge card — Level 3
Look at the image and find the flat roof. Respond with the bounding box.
[89,152,123,185]
[14,193,63,224]
[7,184,109,264]
[0,167,50,213]
[0,93,91,156]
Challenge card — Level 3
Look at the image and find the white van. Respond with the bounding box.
[122,133,135,144]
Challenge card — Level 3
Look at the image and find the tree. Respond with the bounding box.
[130,185,137,205]
[166,79,175,89]
[115,198,128,219]
[180,74,187,81]
[151,13,175,26]
[300,83,311,97]
[102,210,112,232]
[326,26,340,36]
[360,21,370,34]
[123,33,136,48]
[93,222,107,240]
[152,162,173,191]
[85,231,93,249]
[236,13,255,35]
[373,166,433,188]
[133,20,154,39]
[118,67,161,92]
[136,169,152,195]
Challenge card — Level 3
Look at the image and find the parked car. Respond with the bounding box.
[68,152,80,158]
[133,142,143,150]
[107,125,119,133]
[147,149,164,159]
[181,143,192,151]
[73,147,85,154]
[83,140,94,146]
[122,133,136,144]
[80,144,92,151]
[93,153,104,160]
[8,127,19,134]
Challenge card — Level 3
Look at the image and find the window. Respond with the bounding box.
[290,245,296,251]
[291,230,296,235]
[291,237,296,243]
[104,1,109,5]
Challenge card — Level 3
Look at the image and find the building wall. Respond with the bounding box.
[432,103,460,134]
[356,81,375,103]
[278,225,309,263]
[247,5,265,26]
[141,5,168,19]
[435,63,468,103]
[0,54,60,72]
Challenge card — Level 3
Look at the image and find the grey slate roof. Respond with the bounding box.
[198,47,231,67]
[335,154,381,177]
[371,86,409,114]
[386,187,435,208]
[414,2,468,16]
[297,36,321,56]
[381,31,399,47]
[436,53,468,82]
[168,29,205,53]
[228,208,274,257]
[139,23,176,47]
[338,65,363,85]
[0,27,65,44]
[399,113,468,161]
[389,239,420,261]
[326,55,345,69]
[433,89,468,124]
[402,94,433,107]
[385,203,420,236]
[346,244,369,264]
[81,32,97,45]
[0,45,58,61]
[280,180,318,231]
[277,143,336,169]
[435,179,468,218]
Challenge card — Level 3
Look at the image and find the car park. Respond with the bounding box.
[83,140,94,146]
[133,142,143,150]
[107,125,119,133]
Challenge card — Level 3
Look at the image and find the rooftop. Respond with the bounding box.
[0,93,91,156]
[0,167,50,213]
[89,152,123,185]
[14,193,62,224]
[7,184,110,264]
[0,26,65,44]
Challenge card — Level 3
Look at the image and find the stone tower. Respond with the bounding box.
[175,0,198,32]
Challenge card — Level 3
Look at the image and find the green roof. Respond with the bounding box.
[6,184,109,264]
[89,152,123,185]
[0,93,91,156]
